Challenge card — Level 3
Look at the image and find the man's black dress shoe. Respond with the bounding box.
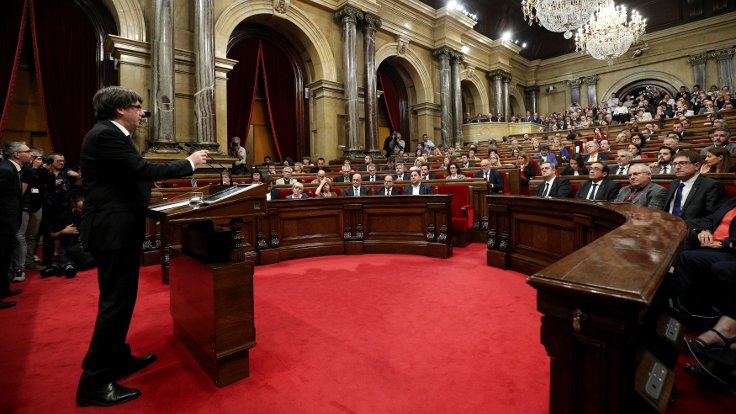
[1,289,22,298]
[0,300,16,309]
[116,353,158,380]
[76,381,141,407]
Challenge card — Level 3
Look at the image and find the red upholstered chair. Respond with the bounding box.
[726,185,736,198]
[500,171,511,195]
[278,188,293,198]
[436,185,474,244]
[570,182,580,198]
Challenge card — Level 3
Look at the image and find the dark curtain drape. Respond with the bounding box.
[378,71,400,132]
[0,0,28,134]
[261,40,297,162]
[30,0,97,170]
[227,38,261,148]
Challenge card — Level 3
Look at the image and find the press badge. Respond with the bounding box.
[31,188,39,194]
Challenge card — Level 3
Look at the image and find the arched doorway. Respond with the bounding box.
[377,61,409,153]
[227,24,308,164]
[616,80,677,103]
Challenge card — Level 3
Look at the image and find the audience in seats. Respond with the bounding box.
[420,165,436,180]
[275,166,294,185]
[343,174,369,197]
[474,159,503,193]
[612,150,634,176]
[628,143,647,160]
[357,155,372,171]
[265,178,279,201]
[285,182,308,199]
[376,175,400,196]
[560,154,587,176]
[445,163,463,180]
[576,162,619,202]
[650,146,675,174]
[393,164,410,181]
[314,177,336,198]
[335,165,352,182]
[537,162,572,199]
[700,147,733,174]
[251,171,263,184]
[583,141,608,163]
[404,170,432,195]
[663,135,681,153]
[537,145,558,167]
[664,150,726,225]
[310,169,327,184]
[517,152,536,187]
[614,164,668,210]
[310,157,326,173]
[700,127,736,155]
[672,121,693,138]
[363,164,379,183]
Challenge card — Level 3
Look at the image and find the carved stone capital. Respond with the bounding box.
[687,53,709,66]
[396,34,410,55]
[711,48,736,61]
[487,69,511,82]
[524,85,539,94]
[565,78,583,88]
[450,50,464,64]
[273,0,289,14]
[582,75,599,85]
[334,5,363,25]
[362,13,382,30]
[432,46,453,61]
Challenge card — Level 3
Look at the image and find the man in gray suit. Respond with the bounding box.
[614,164,668,210]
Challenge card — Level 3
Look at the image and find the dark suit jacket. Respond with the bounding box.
[583,153,610,163]
[80,120,194,253]
[537,177,573,198]
[392,173,411,181]
[520,164,536,186]
[335,175,352,183]
[0,159,22,236]
[664,175,725,222]
[269,188,280,200]
[343,186,369,197]
[375,187,402,196]
[363,175,380,183]
[575,179,620,201]
[403,183,433,195]
[474,169,504,193]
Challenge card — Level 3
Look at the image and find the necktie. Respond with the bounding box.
[672,183,685,216]
[587,183,598,200]
[617,166,624,175]
[387,189,391,196]
[484,172,489,181]
[662,165,669,174]
[543,182,550,198]
[354,187,360,196]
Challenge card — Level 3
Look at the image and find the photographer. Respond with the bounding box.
[40,195,93,279]
[230,136,247,174]
[382,131,405,157]
[40,153,79,266]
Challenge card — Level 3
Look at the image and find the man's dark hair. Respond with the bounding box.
[658,145,674,157]
[673,149,700,164]
[93,86,143,120]
[591,161,608,176]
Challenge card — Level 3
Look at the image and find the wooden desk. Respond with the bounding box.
[486,196,688,414]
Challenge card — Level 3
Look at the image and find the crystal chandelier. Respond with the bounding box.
[521,0,602,39]
[575,0,646,65]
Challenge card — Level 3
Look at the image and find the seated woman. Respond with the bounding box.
[440,156,452,172]
[530,138,541,153]
[628,143,647,159]
[551,136,570,162]
[488,152,503,168]
[251,171,263,184]
[293,162,304,174]
[286,182,308,199]
[700,146,732,174]
[593,127,606,142]
[517,152,536,186]
[314,177,336,198]
[560,154,587,176]
[220,170,233,191]
[445,163,463,180]
[630,133,647,149]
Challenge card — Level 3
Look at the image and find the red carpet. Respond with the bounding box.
[0,244,733,413]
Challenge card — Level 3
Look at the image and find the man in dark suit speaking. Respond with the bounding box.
[76,86,209,407]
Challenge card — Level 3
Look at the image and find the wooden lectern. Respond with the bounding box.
[147,184,267,387]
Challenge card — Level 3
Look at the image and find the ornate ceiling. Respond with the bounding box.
[420,0,735,60]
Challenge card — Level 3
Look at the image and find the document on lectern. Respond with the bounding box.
[203,183,261,204]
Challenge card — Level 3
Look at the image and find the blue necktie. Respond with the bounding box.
[672,183,685,216]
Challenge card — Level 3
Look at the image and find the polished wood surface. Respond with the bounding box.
[486,196,688,414]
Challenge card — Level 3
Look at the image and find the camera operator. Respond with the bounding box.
[40,195,93,279]
[230,136,247,174]
[40,153,79,267]
[382,131,405,158]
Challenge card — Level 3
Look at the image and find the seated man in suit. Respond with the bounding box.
[403,170,432,195]
[310,169,327,184]
[583,141,609,163]
[474,158,504,193]
[334,165,352,182]
[420,165,436,180]
[614,164,668,210]
[375,175,401,196]
[310,157,326,173]
[700,127,736,155]
[664,150,725,225]
[650,146,675,174]
[612,150,633,176]
[537,162,572,198]
[459,154,473,169]
[343,173,369,197]
[275,166,295,185]
[285,182,308,199]
[576,162,620,202]
[393,163,411,182]
[357,154,373,171]
[672,121,694,139]
[363,164,380,183]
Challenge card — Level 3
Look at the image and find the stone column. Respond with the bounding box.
[362,13,382,159]
[524,86,539,115]
[433,47,453,147]
[565,79,583,105]
[583,75,600,107]
[190,0,220,153]
[712,48,735,92]
[687,53,709,89]
[488,70,504,117]
[334,5,363,159]
[450,50,464,145]
[148,0,180,153]
[502,75,511,120]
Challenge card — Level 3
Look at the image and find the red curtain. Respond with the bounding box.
[378,71,400,132]
[260,40,298,162]
[226,38,261,149]
[29,0,97,170]
[0,0,28,135]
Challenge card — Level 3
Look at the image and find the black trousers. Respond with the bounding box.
[0,233,13,294]
[672,248,736,319]
[80,247,142,384]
